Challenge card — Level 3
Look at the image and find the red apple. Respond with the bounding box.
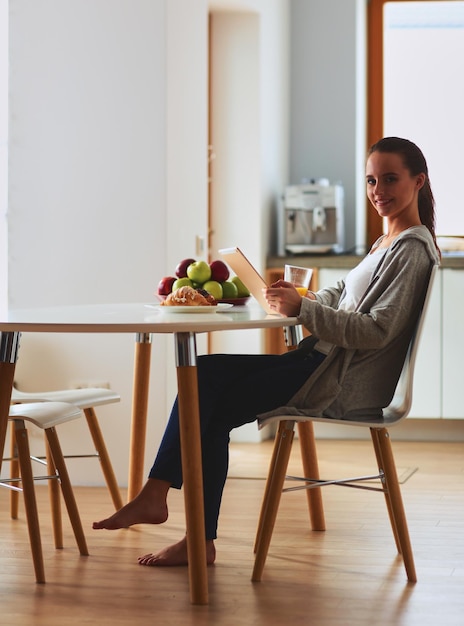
[209,259,230,283]
[175,258,196,278]
[157,276,176,295]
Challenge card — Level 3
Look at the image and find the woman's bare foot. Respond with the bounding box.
[92,479,170,530]
[138,537,216,567]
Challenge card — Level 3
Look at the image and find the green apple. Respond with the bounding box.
[221,280,239,299]
[230,276,250,297]
[202,280,223,300]
[172,277,193,291]
[187,260,211,284]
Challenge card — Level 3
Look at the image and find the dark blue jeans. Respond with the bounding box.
[149,347,325,539]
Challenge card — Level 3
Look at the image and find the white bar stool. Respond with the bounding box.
[10,386,123,511]
[2,402,90,583]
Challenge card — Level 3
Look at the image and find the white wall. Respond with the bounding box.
[9,0,166,309]
[7,0,209,486]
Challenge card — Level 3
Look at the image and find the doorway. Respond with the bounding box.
[208,11,260,265]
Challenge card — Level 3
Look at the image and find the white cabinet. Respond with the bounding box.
[412,268,464,420]
[409,271,441,418]
[442,269,464,419]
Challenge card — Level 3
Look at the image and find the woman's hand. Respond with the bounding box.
[263,279,313,317]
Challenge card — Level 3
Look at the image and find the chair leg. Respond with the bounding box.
[9,425,20,519]
[45,438,63,549]
[373,428,417,583]
[13,420,46,583]
[83,407,123,510]
[370,428,401,553]
[44,426,89,557]
[252,420,295,582]
[253,422,283,554]
[297,421,326,531]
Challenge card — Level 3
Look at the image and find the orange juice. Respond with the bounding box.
[295,287,308,296]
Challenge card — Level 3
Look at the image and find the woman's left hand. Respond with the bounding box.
[263,280,304,317]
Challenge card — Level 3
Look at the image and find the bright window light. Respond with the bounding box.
[384,1,464,236]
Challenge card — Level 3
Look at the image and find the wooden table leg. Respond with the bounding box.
[175,332,208,605]
[127,333,152,502]
[0,332,21,477]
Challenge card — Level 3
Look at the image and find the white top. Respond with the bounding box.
[338,247,387,312]
[315,247,387,355]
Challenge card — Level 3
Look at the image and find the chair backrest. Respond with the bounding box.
[384,263,439,422]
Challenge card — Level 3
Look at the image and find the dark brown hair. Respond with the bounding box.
[368,137,440,255]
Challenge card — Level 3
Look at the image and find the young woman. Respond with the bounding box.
[93,137,440,567]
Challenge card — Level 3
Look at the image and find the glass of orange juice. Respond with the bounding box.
[284,265,313,296]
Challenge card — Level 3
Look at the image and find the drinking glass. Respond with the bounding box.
[284,265,313,296]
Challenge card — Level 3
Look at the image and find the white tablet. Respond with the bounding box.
[219,247,275,315]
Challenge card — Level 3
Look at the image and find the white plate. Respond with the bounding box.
[146,303,233,314]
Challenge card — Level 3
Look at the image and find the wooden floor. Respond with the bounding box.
[1,439,463,626]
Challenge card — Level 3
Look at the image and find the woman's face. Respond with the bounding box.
[366,151,425,221]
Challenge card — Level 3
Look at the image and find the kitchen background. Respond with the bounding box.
[1,0,462,487]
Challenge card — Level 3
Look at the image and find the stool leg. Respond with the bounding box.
[84,407,123,510]
[9,425,20,519]
[44,426,89,557]
[45,438,63,549]
[13,420,46,583]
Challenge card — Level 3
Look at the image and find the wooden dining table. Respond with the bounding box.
[0,301,298,604]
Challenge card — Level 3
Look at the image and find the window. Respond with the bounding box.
[384,1,464,236]
[367,0,464,242]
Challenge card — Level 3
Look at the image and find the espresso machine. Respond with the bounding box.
[278,181,345,255]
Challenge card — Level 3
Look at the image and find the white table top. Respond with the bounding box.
[0,301,298,334]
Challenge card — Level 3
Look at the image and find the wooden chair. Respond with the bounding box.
[10,386,123,511]
[252,264,438,584]
[2,402,90,583]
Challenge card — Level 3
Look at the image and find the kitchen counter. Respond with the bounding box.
[267,252,464,270]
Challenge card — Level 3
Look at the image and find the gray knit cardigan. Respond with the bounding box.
[258,225,440,423]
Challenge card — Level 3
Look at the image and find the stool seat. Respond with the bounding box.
[10,385,123,511]
[9,401,83,429]
[11,387,120,409]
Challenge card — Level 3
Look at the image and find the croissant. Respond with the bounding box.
[161,286,217,307]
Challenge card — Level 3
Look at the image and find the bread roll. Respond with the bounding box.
[161,286,217,307]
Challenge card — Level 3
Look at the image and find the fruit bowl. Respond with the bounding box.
[157,258,252,306]
[217,296,251,306]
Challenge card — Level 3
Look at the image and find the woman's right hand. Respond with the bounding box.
[263,280,309,317]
